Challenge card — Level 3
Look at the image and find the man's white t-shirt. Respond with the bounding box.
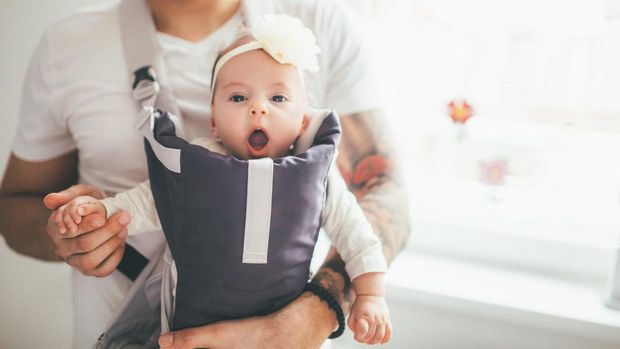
[12,0,384,347]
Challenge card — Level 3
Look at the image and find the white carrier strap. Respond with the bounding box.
[118,0,180,116]
[119,0,184,173]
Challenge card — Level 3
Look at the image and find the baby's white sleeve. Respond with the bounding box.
[100,180,162,235]
[321,168,387,281]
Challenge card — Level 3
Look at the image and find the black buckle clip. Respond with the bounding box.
[132,66,160,101]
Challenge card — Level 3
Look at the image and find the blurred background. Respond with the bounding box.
[1,0,620,348]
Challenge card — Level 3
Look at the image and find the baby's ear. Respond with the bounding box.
[209,117,219,138]
[298,114,309,135]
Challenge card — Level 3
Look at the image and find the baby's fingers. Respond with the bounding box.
[63,206,79,234]
[381,323,392,344]
[67,201,83,226]
[369,323,386,345]
[353,317,370,343]
[78,203,104,217]
[361,319,377,344]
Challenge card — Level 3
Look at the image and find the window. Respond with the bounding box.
[348,0,620,285]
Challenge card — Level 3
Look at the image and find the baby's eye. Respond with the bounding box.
[230,95,247,103]
[270,95,287,103]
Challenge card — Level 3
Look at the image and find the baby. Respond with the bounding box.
[56,14,391,345]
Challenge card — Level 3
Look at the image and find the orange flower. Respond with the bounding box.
[448,100,474,124]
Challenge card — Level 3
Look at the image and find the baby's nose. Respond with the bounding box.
[250,102,268,116]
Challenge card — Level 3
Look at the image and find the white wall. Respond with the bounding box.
[0,1,107,348]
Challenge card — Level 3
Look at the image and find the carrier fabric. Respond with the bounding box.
[145,111,340,330]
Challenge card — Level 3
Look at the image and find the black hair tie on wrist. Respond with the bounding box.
[304,283,346,339]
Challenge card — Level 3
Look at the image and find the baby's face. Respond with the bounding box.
[210,49,308,159]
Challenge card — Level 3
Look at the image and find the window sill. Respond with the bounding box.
[386,251,620,344]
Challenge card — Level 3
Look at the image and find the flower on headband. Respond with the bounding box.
[250,14,321,72]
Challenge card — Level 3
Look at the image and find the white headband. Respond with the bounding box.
[210,14,321,103]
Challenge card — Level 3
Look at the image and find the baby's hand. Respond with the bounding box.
[55,195,107,234]
[347,295,392,345]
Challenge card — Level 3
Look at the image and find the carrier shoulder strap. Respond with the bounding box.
[118,0,181,117]
[116,0,181,282]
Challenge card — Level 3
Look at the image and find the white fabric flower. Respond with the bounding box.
[250,14,321,72]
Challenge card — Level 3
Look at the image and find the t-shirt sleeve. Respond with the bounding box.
[11,31,76,161]
[317,0,385,115]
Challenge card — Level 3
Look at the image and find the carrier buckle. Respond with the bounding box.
[132,66,160,102]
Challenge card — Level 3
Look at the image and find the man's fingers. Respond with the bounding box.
[62,206,121,238]
[65,232,125,274]
[159,323,221,349]
[91,243,126,277]
[54,211,129,258]
[44,192,72,210]
[43,184,106,209]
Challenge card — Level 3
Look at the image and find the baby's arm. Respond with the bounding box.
[56,180,161,236]
[99,180,161,235]
[321,168,391,344]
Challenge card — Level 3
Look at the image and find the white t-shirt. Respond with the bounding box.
[12,0,384,347]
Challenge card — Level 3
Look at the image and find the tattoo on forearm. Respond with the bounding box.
[337,110,410,264]
[312,109,411,310]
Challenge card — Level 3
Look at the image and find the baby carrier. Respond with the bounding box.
[96,0,340,347]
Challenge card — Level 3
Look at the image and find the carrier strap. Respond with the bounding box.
[118,0,181,117]
[117,0,185,281]
[118,244,150,281]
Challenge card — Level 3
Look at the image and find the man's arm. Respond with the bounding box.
[311,109,411,312]
[0,152,127,277]
[0,152,78,260]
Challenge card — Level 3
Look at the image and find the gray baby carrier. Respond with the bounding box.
[96,0,339,347]
[146,106,338,330]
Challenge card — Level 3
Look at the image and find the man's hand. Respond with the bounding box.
[158,292,337,349]
[44,184,131,277]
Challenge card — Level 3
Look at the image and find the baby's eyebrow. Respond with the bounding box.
[269,82,291,91]
[222,82,248,89]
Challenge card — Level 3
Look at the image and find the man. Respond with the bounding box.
[0,0,410,347]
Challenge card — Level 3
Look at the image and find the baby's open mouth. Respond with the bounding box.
[248,129,269,150]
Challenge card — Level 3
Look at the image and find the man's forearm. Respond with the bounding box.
[0,195,60,261]
[311,110,411,312]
